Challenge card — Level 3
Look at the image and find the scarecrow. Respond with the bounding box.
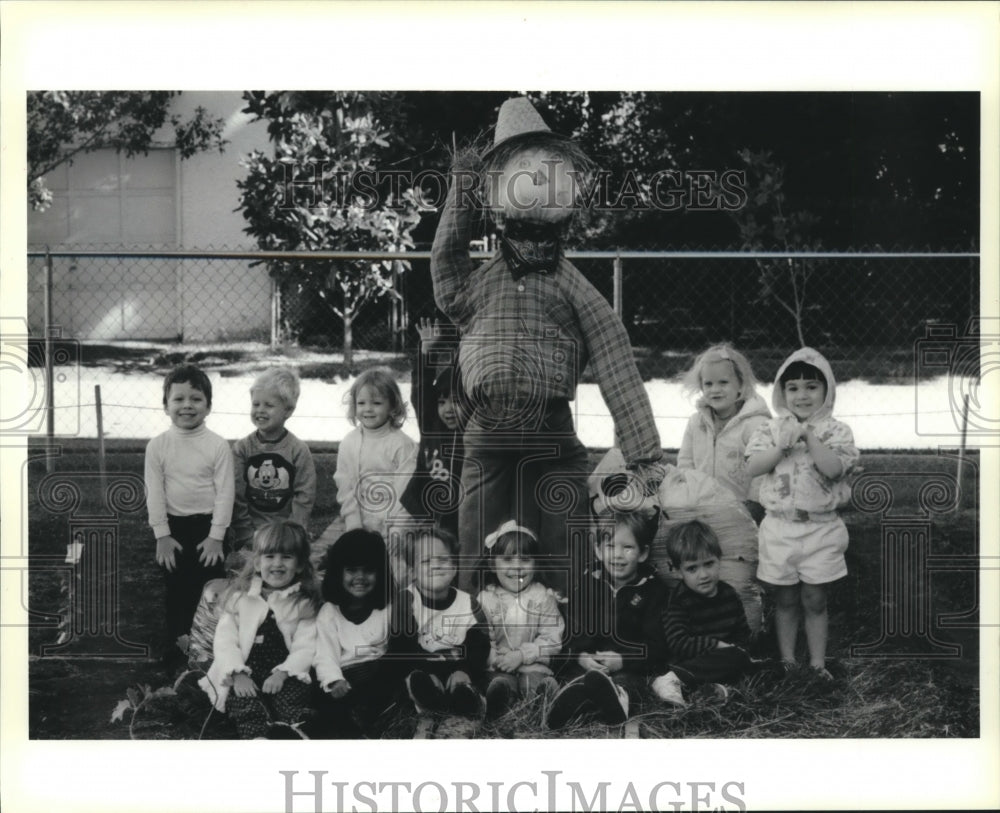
[431,97,665,595]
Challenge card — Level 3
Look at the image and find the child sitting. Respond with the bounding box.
[144,364,234,671]
[652,520,754,707]
[477,521,564,718]
[311,529,398,738]
[391,526,490,718]
[328,369,418,542]
[745,348,860,678]
[547,509,669,729]
[200,520,319,739]
[230,367,317,550]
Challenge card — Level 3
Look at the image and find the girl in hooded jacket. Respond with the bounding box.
[745,347,860,679]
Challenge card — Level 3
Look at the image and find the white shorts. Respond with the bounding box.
[757,515,848,586]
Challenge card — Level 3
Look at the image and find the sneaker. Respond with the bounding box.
[690,682,730,705]
[406,671,447,713]
[650,672,688,708]
[584,669,629,725]
[810,666,835,682]
[485,678,513,719]
[449,682,486,718]
[545,675,592,730]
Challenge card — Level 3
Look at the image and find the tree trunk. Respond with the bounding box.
[343,311,353,367]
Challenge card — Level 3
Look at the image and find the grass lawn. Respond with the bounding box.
[26,443,980,740]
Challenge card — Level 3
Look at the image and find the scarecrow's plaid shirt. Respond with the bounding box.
[430,177,663,471]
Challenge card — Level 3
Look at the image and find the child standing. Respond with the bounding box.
[145,364,234,663]
[547,510,669,729]
[477,521,564,718]
[391,527,491,718]
[651,520,754,707]
[334,369,418,537]
[311,529,398,737]
[231,368,317,550]
[745,348,860,678]
[677,343,770,631]
[398,318,465,537]
[200,520,319,739]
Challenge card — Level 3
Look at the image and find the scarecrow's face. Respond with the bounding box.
[491,143,577,225]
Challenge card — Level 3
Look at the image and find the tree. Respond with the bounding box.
[236,92,427,364]
[27,91,226,211]
[727,149,823,348]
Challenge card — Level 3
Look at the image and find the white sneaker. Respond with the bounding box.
[651,672,688,708]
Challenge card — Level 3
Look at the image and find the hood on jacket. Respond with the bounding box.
[695,390,771,425]
[771,347,837,422]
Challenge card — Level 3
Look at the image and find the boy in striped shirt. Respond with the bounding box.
[652,520,753,707]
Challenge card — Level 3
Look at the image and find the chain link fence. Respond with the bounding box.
[25,248,979,442]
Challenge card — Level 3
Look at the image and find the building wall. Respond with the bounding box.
[28,91,273,342]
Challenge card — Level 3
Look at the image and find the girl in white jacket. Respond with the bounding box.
[200,520,319,739]
[677,344,771,632]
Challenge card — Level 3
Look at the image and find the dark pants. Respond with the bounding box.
[670,646,754,687]
[164,514,226,644]
[225,611,313,738]
[458,400,590,597]
[310,660,399,738]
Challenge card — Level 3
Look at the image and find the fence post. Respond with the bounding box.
[270,276,279,349]
[44,247,55,473]
[613,253,623,319]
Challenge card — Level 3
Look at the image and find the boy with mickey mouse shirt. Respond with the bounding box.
[231,368,317,550]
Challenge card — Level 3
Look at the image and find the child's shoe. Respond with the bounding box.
[691,682,730,706]
[265,722,308,739]
[406,670,447,713]
[651,671,688,708]
[583,669,629,725]
[485,677,513,719]
[449,682,486,718]
[545,675,592,730]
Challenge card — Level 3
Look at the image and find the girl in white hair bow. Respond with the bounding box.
[477,520,565,719]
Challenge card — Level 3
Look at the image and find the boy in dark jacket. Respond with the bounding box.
[546,509,668,729]
[652,520,754,707]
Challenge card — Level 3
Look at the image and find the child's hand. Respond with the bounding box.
[776,417,804,450]
[494,649,525,673]
[197,537,224,567]
[155,536,182,572]
[416,317,439,344]
[230,672,257,697]
[578,653,607,673]
[594,651,624,673]
[327,679,351,699]
[262,669,288,694]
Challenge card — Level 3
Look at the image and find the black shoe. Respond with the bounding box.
[406,671,447,713]
[485,678,513,719]
[545,676,592,730]
[583,670,628,725]
[449,682,486,718]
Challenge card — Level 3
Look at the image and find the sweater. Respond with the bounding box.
[231,429,317,545]
[199,578,317,711]
[662,580,751,662]
[144,423,234,541]
[314,602,390,689]
[477,582,564,673]
[677,393,771,500]
[564,562,670,676]
[334,422,418,534]
[390,585,491,679]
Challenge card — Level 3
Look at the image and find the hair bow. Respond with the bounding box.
[484,520,537,550]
